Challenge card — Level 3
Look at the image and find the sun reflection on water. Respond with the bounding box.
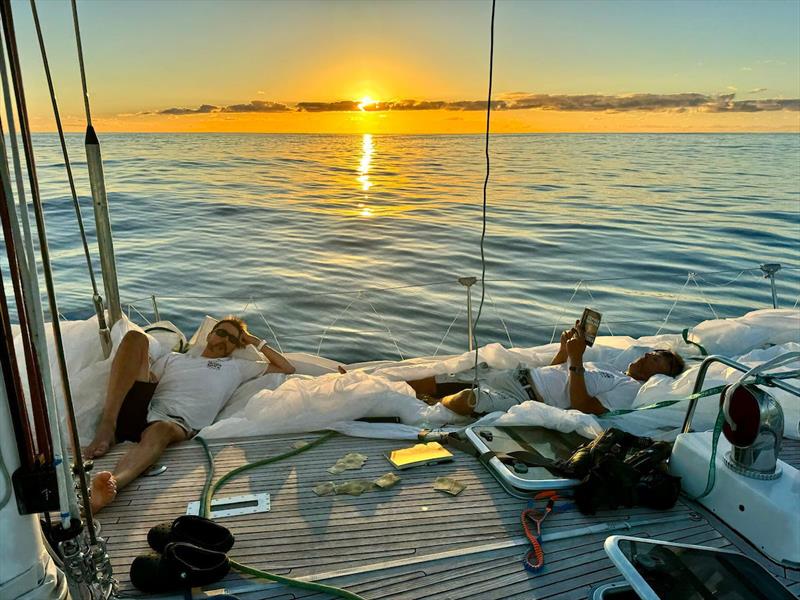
[357,133,373,192]
[357,133,375,217]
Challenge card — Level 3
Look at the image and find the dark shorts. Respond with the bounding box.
[115,381,158,443]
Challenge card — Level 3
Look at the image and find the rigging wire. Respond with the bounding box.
[7,4,80,525]
[434,303,466,357]
[485,287,513,347]
[471,0,496,395]
[317,292,361,356]
[365,296,405,361]
[0,134,52,462]
[654,274,692,336]
[0,441,11,509]
[0,12,52,463]
[70,0,92,126]
[0,25,36,274]
[0,267,36,468]
[0,0,97,543]
[689,274,720,320]
[249,298,284,353]
[113,261,798,307]
[71,0,123,327]
[30,0,100,297]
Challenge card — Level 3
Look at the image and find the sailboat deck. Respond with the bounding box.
[94,433,800,599]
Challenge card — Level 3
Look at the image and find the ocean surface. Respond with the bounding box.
[12,133,800,362]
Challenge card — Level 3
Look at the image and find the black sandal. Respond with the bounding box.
[148,515,234,554]
[130,542,230,593]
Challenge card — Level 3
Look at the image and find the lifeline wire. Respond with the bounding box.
[472,0,496,391]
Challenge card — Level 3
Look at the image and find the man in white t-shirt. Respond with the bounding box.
[407,322,684,416]
[83,317,295,513]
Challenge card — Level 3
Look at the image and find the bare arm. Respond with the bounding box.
[565,326,607,415]
[242,333,296,374]
[567,368,607,415]
[550,321,579,366]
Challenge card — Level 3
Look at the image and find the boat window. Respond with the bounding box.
[618,539,795,600]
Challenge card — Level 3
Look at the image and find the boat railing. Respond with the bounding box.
[113,262,799,361]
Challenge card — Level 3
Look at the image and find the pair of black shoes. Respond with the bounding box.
[130,515,235,593]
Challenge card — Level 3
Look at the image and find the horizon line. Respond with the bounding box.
[27,130,800,135]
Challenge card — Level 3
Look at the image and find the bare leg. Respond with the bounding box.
[440,389,476,416]
[84,331,151,458]
[90,420,187,513]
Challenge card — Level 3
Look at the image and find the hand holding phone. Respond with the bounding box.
[579,308,602,347]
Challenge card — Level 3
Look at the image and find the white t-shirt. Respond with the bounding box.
[147,353,267,431]
[530,362,641,411]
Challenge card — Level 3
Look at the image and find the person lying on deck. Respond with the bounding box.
[82,317,295,513]
[403,322,684,417]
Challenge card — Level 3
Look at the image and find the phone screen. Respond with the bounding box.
[580,308,602,347]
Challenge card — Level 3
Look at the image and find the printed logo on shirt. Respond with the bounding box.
[206,360,222,370]
[595,370,615,379]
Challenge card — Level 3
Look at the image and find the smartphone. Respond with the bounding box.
[580,308,602,347]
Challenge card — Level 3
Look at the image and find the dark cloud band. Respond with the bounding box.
[153,93,799,116]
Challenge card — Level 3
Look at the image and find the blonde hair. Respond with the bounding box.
[213,316,248,347]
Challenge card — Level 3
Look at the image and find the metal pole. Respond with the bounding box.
[459,276,477,351]
[29,0,111,358]
[71,0,122,327]
[760,263,781,309]
[151,294,161,322]
[85,128,122,326]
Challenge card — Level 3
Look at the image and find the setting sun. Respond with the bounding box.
[357,96,377,111]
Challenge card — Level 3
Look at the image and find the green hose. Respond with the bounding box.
[195,433,366,600]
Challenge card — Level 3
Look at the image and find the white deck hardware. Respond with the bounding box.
[186,493,271,519]
[670,431,800,567]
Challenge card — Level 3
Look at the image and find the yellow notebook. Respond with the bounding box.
[386,442,454,470]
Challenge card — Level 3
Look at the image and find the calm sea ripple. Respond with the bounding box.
[8,132,799,362]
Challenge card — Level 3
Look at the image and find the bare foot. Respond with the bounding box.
[84,423,115,458]
[441,389,476,416]
[89,471,117,514]
[338,365,347,374]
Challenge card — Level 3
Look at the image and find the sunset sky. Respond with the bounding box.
[10,0,800,133]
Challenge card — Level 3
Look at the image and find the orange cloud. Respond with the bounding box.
[87,105,800,134]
